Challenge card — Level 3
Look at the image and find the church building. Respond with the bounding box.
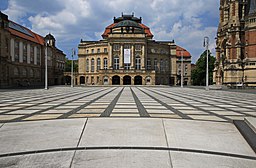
[214,0,256,86]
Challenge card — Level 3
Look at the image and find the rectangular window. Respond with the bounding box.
[104,58,108,70]
[14,41,19,62]
[23,43,27,62]
[5,38,9,53]
[124,63,130,70]
[160,59,163,72]
[97,58,101,71]
[37,47,40,65]
[154,59,158,71]
[147,59,151,70]
[135,45,142,51]
[86,59,89,72]
[30,46,34,64]
[114,57,119,70]
[113,44,120,51]
[104,48,107,53]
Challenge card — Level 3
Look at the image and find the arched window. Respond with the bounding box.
[97,58,101,71]
[165,59,169,71]
[14,67,19,76]
[135,56,141,70]
[104,58,108,70]
[114,56,119,70]
[22,68,27,77]
[86,59,89,72]
[30,69,34,77]
[23,43,27,62]
[91,58,95,72]
[154,58,158,71]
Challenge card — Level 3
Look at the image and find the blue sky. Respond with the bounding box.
[0,0,219,63]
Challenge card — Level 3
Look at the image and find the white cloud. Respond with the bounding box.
[3,0,219,62]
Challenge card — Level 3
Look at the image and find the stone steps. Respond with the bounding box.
[234,117,256,153]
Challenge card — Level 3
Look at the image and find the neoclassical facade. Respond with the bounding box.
[78,14,191,85]
[0,12,65,88]
[214,0,256,86]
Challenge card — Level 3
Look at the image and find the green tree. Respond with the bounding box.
[64,58,78,72]
[191,50,216,86]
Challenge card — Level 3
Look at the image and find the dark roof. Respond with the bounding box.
[114,13,142,23]
[45,33,55,40]
[249,0,256,14]
[113,20,142,28]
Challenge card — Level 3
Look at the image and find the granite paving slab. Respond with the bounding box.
[163,119,255,156]
[0,151,74,168]
[170,151,256,168]
[79,118,167,147]
[0,118,87,155]
[71,150,171,168]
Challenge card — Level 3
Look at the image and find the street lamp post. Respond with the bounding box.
[45,39,49,90]
[181,50,184,88]
[71,48,75,87]
[204,36,209,91]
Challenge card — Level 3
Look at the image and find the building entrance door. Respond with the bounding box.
[123,76,131,85]
[134,76,142,85]
[112,75,120,85]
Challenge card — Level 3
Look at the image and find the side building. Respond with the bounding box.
[0,12,65,88]
[214,0,256,86]
[78,14,192,85]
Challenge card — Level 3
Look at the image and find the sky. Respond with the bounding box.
[0,0,219,63]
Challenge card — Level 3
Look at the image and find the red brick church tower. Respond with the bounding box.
[214,0,256,86]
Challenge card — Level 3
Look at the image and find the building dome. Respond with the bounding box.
[113,20,142,29]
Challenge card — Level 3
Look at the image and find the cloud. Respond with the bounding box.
[3,0,219,62]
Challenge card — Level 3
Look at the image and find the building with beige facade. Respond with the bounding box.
[78,14,192,86]
[214,0,256,87]
[0,12,65,88]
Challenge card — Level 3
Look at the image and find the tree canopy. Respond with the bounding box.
[191,50,216,86]
[64,58,78,72]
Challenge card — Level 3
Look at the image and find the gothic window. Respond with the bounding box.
[97,58,101,71]
[86,59,89,72]
[113,56,119,70]
[103,58,108,69]
[135,56,141,70]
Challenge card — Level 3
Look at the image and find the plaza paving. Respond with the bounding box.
[0,86,256,122]
[0,86,255,167]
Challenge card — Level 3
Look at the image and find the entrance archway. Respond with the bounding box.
[112,75,120,85]
[65,76,71,85]
[123,76,131,85]
[80,76,85,85]
[134,76,142,85]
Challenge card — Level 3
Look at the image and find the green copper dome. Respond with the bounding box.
[113,20,142,29]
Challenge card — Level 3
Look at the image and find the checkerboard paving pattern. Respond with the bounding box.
[0,86,255,123]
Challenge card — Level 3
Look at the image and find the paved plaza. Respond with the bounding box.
[0,86,256,123]
[0,86,255,167]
